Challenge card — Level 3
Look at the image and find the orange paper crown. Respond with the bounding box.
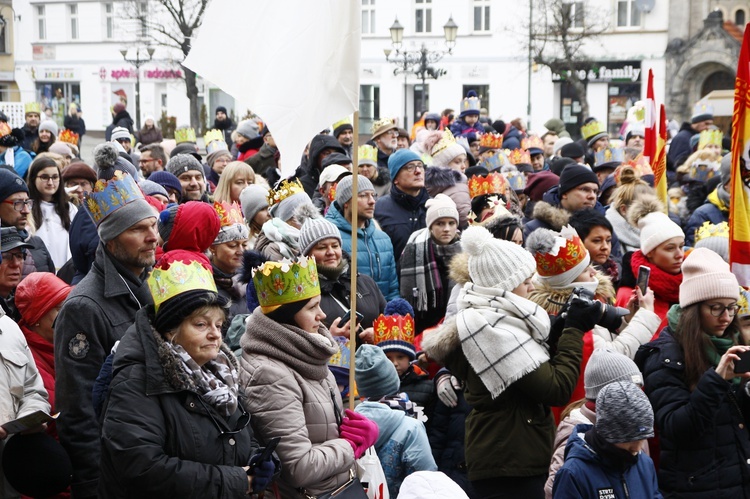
[533,226,588,277]
[508,149,531,165]
[614,154,654,184]
[468,172,508,199]
[479,133,504,149]
[373,313,416,359]
[522,135,544,151]
[59,129,80,146]
[213,201,244,228]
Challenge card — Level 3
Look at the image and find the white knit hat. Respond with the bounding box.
[679,247,739,308]
[426,193,459,229]
[637,211,685,254]
[461,225,536,291]
[432,143,466,167]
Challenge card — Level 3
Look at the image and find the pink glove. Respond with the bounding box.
[340,409,379,459]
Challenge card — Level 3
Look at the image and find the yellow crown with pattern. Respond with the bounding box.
[468,172,508,199]
[738,287,750,317]
[358,144,378,165]
[266,178,304,207]
[698,129,723,150]
[24,102,41,115]
[522,135,544,151]
[175,127,197,144]
[84,171,145,226]
[581,120,606,140]
[695,221,729,243]
[479,133,504,150]
[252,257,320,313]
[328,336,352,368]
[213,201,244,228]
[204,129,229,156]
[431,129,458,157]
[373,313,416,359]
[148,259,217,312]
[59,129,80,146]
[509,148,531,165]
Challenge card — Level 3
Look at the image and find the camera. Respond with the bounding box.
[560,287,630,332]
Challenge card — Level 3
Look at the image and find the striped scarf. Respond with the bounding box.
[400,228,461,312]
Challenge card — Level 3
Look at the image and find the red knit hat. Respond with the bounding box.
[15,272,72,326]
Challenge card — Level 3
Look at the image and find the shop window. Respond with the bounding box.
[36,5,46,41]
[415,0,432,34]
[69,4,79,40]
[617,0,641,28]
[563,1,584,29]
[736,8,746,27]
[104,3,114,39]
[362,0,375,35]
[473,0,491,32]
[0,16,7,53]
[608,84,639,136]
[139,1,149,38]
[359,84,380,132]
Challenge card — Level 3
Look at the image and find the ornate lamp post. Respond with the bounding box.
[120,46,155,130]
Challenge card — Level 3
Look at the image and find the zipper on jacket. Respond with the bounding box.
[621,474,630,498]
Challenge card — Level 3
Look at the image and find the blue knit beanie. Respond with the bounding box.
[388,148,422,181]
[355,345,401,399]
[0,169,28,202]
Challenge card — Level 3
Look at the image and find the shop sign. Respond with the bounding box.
[462,65,489,79]
[551,61,642,83]
[32,45,56,61]
[101,67,184,81]
[33,68,79,81]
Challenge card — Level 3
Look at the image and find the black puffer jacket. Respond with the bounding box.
[635,329,750,499]
[296,135,346,197]
[99,307,259,498]
[400,364,436,421]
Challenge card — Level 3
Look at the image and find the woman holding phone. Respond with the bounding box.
[636,248,750,498]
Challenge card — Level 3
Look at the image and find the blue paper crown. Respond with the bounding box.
[594,147,624,167]
[461,90,481,114]
[479,150,509,172]
[504,170,527,191]
[328,336,352,368]
[84,171,145,226]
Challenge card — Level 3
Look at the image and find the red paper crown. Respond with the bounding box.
[509,149,531,165]
[479,133,504,149]
[213,201,244,228]
[468,172,508,199]
[59,129,80,146]
[534,228,588,277]
[522,135,544,151]
[373,314,415,345]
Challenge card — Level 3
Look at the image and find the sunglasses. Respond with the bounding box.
[197,397,250,437]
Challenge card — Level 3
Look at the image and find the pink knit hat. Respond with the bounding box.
[679,247,739,308]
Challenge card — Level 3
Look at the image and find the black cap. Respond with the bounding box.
[2,432,72,497]
[321,152,353,169]
[558,164,600,195]
[1,227,33,252]
[549,157,576,176]
[560,143,585,159]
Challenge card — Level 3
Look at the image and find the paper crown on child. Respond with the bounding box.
[522,135,544,154]
[358,144,378,166]
[204,130,229,155]
[594,147,625,167]
[431,129,458,157]
[84,171,145,226]
[147,259,217,312]
[688,158,719,182]
[58,129,80,146]
[698,129,723,150]
[581,120,606,141]
[252,257,320,313]
[459,90,481,116]
[533,225,589,277]
[479,133,504,150]
[266,178,305,207]
[374,313,416,361]
[502,167,527,192]
[468,172,508,199]
[508,148,531,165]
[175,127,197,144]
[24,102,41,115]
[479,150,510,172]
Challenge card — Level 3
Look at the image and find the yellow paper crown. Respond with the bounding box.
[332,117,352,130]
[509,148,532,165]
[84,171,145,226]
[266,178,304,206]
[213,201,244,228]
[373,314,415,346]
[739,287,750,317]
[431,129,457,157]
[698,129,723,150]
[204,129,224,146]
[468,172,508,199]
[24,102,41,115]
[479,133,504,149]
[252,257,320,312]
[175,127,197,144]
[358,144,378,165]
[522,135,544,151]
[695,221,729,243]
[59,129,80,146]
[148,260,217,312]
[581,120,606,140]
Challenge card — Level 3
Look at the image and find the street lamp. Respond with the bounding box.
[385,16,458,128]
[120,46,155,130]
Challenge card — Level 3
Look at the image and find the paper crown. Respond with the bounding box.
[59,129,80,146]
[332,117,352,130]
[358,144,378,165]
[522,135,544,152]
[84,171,145,226]
[204,131,229,156]
[479,150,510,171]
[503,169,527,192]
[267,178,304,207]
[175,127,197,144]
[468,172,508,199]
[692,101,714,119]
[328,336,352,368]
[614,155,654,183]
[468,195,512,225]
[695,221,729,243]
[252,257,320,311]
[460,91,481,114]
[739,287,750,318]
[627,101,647,123]
[508,148,531,165]
[479,133,504,150]
[698,129,723,150]
[213,201,244,227]
[374,313,416,358]
[688,158,719,182]
[594,147,624,167]
[581,120,606,140]
[533,225,588,277]
[24,102,41,115]
[148,259,217,312]
[431,129,458,157]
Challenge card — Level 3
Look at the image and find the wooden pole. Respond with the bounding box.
[348,111,360,410]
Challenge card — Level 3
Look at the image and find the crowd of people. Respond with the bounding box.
[0,88,748,499]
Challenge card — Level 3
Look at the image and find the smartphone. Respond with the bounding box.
[340,310,364,324]
[735,351,750,374]
[637,266,651,295]
[248,436,280,474]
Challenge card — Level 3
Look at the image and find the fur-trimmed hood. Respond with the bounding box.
[425,166,465,196]
[421,315,460,364]
[626,195,664,228]
[528,270,616,316]
[448,252,471,286]
[531,201,571,232]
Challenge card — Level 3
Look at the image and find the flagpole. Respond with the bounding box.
[348,111,360,410]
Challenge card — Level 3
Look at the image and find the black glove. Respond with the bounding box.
[247,453,275,494]
[564,298,603,333]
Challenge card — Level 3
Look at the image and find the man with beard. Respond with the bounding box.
[213,105,235,144]
[54,172,158,499]
[167,153,209,202]
[333,118,354,157]
[21,102,42,151]
[370,118,399,169]
[0,227,33,319]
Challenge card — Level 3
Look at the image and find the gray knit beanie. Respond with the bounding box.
[596,381,655,444]
[39,120,58,138]
[271,191,312,223]
[138,179,168,200]
[167,154,204,178]
[98,198,158,243]
[299,217,342,256]
[236,119,260,139]
[461,225,536,291]
[355,345,401,399]
[239,184,270,223]
[584,349,643,400]
[335,175,375,206]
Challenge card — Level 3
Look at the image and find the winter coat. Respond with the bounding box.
[98,307,258,498]
[684,187,729,246]
[400,364,436,419]
[54,243,153,498]
[667,122,699,170]
[19,324,58,436]
[20,233,56,280]
[21,124,38,152]
[105,110,135,140]
[64,114,86,139]
[326,202,400,300]
[635,329,750,498]
[239,308,356,497]
[212,266,249,328]
[135,126,163,147]
[354,401,437,496]
[421,316,584,481]
[0,310,50,499]
[0,145,33,179]
[449,119,485,139]
[298,135,346,197]
[246,142,278,179]
[213,118,235,145]
[552,424,662,499]
[424,167,471,229]
[545,404,596,498]
[605,206,641,255]
[374,185,430,261]
[67,209,99,284]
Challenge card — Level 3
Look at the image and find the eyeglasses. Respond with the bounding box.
[2,251,26,262]
[706,303,739,317]
[1,199,33,211]
[38,174,60,183]
[138,158,156,165]
[402,162,424,173]
[197,397,251,437]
